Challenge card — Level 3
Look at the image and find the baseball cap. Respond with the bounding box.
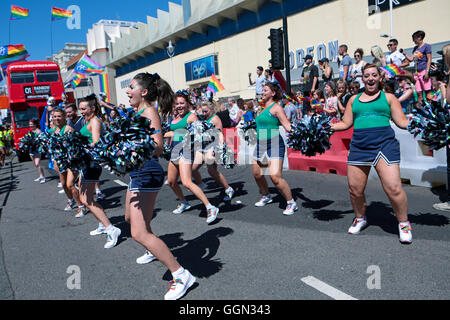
[319,58,329,63]
[305,55,313,61]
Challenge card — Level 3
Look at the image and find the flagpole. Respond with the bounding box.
[50,19,54,58]
[9,19,11,44]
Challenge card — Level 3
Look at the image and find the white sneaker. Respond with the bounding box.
[96,192,105,201]
[136,251,157,264]
[433,202,450,212]
[255,195,272,207]
[104,227,121,249]
[198,182,207,191]
[398,222,412,244]
[57,182,62,188]
[173,202,191,215]
[40,178,46,184]
[223,188,235,201]
[34,177,43,182]
[58,189,65,194]
[283,202,298,216]
[75,206,88,218]
[206,206,219,224]
[64,200,75,211]
[90,223,106,236]
[348,217,368,235]
[164,269,196,300]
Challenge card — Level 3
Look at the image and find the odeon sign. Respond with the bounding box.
[288,40,340,69]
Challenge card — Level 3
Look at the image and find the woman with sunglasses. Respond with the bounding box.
[350,48,367,91]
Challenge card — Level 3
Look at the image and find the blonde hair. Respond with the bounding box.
[443,44,450,70]
[201,100,219,114]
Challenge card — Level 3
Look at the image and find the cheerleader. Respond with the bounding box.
[49,109,87,216]
[165,91,219,224]
[78,95,121,249]
[252,83,297,215]
[331,64,412,244]
[28,119,46,183]
[125,73,196,300]
[192,101,234,201]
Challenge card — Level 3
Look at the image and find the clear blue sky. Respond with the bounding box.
[1,0,182,61]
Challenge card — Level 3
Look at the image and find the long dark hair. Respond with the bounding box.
[80,94,104,121]
[133,73,175,117]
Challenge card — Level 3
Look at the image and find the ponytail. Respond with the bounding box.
[133,73,175,117]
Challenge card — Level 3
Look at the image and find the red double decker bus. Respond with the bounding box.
[6,61,65,160]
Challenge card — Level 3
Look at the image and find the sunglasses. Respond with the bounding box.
[354,54,361,58]
[387,44,395,47]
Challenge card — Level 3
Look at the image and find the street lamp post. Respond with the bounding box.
[167,40,175,90]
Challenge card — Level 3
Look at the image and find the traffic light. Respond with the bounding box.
[268,28,284,70]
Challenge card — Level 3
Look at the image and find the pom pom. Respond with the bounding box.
[160,141,173,161]
[240,120,257,145]
[40,131,91,173]
[90,113,156,176]
[407,101,450,151]
[287,113,333,157]
[181,120,219,152]
[214,143,237,169]
[18,132,39,155]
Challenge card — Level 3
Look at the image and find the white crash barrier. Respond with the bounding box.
[369,122,448,188]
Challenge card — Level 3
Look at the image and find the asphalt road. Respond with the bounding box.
[0,156,449,301]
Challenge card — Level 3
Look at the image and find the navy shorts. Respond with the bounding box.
[348,126,400,167]
[128,158,164,193]
[170,141,194,164]
[254,135,285,163]
[81,162,103,183]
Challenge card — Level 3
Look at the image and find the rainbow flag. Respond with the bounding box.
[74,55,105,75]
[207,74,225,94]
[310,99,324,110]
[0,44,29,68]
[71,73,85,89]
[51,7,72,21]
[99,73,110,102]
[381,64,402,78]
[10,5,29,20]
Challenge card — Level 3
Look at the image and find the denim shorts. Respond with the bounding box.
[170,141,194,164]
[128,158,164,193]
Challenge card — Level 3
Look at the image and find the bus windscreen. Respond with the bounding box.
[36,71,59,83]
[13,108,39,129]
[10,72,35,84]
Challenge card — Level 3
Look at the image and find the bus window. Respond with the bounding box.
[36,71,59,83]
[13,108,39,129]
[10,72,35,84]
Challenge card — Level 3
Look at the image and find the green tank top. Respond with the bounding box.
[170,112,191,143]
[55,125,67,136]
[80,122,93,144]
[255,103,281,141]
[352,91,391,129]
[206,115,215,124]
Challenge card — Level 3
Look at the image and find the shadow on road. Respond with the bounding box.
[160,227,234,280]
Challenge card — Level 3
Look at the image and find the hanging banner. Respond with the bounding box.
[368,0,425,15]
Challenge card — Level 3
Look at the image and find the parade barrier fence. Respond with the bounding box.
[287,128,353,176]
[368,123,448,188]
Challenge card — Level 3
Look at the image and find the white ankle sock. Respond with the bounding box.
[172,266,185,279]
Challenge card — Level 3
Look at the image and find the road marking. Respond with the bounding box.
[301,276,358,300]
[114,180,128,187]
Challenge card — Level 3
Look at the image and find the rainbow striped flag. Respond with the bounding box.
[207,74,225,94]
[71,73,85,89]
[381,64,402,78]
[74,55,105,75]
[99,73,110,102]
[10,5,29,20]
[0,44,29,68]
[51,7,73,21]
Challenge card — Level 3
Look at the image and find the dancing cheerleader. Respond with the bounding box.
[78,95,121,249]
[331,64,412,244]
[125,72,196,300]
[165,91,219,223]
[49,109,88,216]
[192,101,234,201]
[253,83,297,215]
[28,119,46,183]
